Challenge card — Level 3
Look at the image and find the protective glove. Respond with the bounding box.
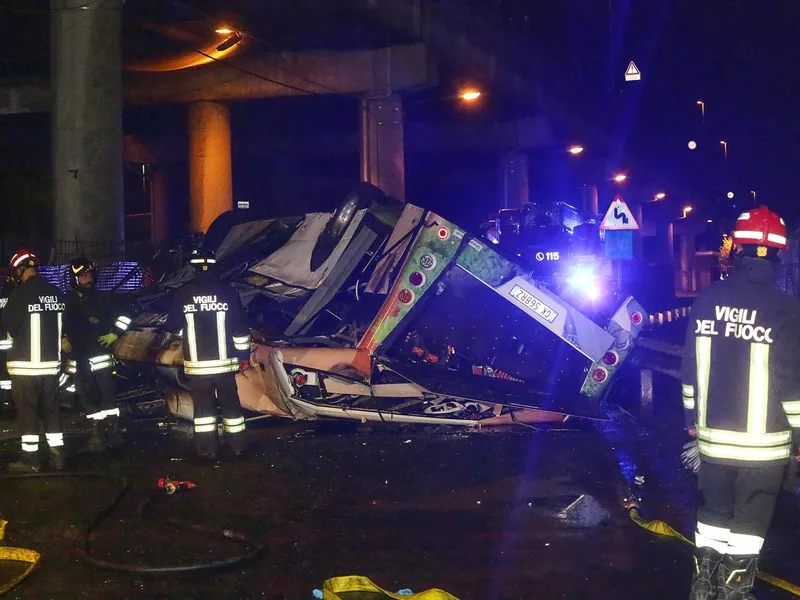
[97,332,119,348]
[62,336,72,354]
[681,440,701,473]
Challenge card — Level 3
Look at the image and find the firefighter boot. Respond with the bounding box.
[690,546,722,600]
[105,417,123,451]
[79,420,107,454]
[225,432,246,459]
[717,555,758,600]
[48,446,66,471]
[195,432,219,461]
[7,452,41,474]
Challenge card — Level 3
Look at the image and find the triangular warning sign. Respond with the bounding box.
[600,197,639,230]
[625,61,641,82]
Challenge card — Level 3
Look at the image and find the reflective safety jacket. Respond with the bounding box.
[682,257,800,466]
[166,272,251,376]
[0,281,13,389]
[64,287,131,373]
[2,275,66,377]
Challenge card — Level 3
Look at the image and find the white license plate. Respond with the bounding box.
[509,284,558,323]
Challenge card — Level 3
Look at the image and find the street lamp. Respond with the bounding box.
[697,100,705,124]
[750,190,757,202]
[682,206,693,218]
[720,140,728,160]
[568,146,584,155]
[688,140,697,150]
[459,89,481,102]
[654,192,666,200]
[612,173,627,183]
[215,27,234,34]
[727,192,735,199]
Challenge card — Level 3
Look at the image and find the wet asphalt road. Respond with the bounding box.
[1,384,799,599]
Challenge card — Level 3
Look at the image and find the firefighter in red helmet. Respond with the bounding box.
[2,250,68,472]
[682,207,800,599]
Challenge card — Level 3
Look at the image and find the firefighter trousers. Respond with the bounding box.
[11,375,63,454]
[74,364,118,420]
[186,373,245,454]
[695,461,785,556]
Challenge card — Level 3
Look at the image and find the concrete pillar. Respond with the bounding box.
[51,0,124,260]
[360,94,405,202]
[188,102,233,233]
[501,150,529,209]
[151,168,169,247]
[679,233,696,293]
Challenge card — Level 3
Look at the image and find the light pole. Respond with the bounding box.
[720,140,728,161]
[750,190,757,203]
[697,100,705,124]
[682,206,693,219]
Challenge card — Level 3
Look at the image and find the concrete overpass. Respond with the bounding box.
[0,0,568,259]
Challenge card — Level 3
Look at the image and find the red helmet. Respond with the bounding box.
[9,250,39,270]
[732,206,787,250]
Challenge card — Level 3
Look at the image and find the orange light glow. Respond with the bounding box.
[215,28,234,34]
[460,90,481,101]
[654,192,666,200]
[568,146,584,155]
[613,174,627,183]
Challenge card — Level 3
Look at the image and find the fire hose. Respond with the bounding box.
[627,507,800,596]
[0,471,265,592]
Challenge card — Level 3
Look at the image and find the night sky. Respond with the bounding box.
[1,0,799,229]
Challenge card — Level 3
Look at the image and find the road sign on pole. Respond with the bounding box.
[600,197,639,231]
[605,230,634,261]
[625,61,641,82]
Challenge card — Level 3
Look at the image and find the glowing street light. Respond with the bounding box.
[654,192,666,200]
[720,140,728,160]
[688,140,697,150]
[460,89,481,102]
[568,146,584,155]
[612,173,627,183]
[215,27,234,34]
[727,192,735,199]
[682,206,693,218]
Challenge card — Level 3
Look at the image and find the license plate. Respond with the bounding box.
[509,284,558,323]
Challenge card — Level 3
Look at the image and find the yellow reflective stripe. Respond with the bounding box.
[217,311,227,361]
[184,358,238,368]
[224,423,246,433]
[89,354,114,363]
[222,416,245,426]
[194,424,217,433]
[696,337,712,428]
[232,335,250,344]
[234,343,250,351]
[185,364,239,375]
[698,441,791,462]
[185,313,198,362]
[783,401,800,414]
[31,313,41,363]
[682,384,695,397]
[683,397,696,410]
[787,415,800,427]
[697,426,791,448]
[194,416,217,425]
[57,312,62,355]
[0,380,11,390]
[747,343,769,435]
[21,435,39,443]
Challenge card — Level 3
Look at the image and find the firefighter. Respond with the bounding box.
[166,248,251,459]
[2,250,67,472]
[0,276,14,418]
[682,206,800,600]
[63,257,132,453]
